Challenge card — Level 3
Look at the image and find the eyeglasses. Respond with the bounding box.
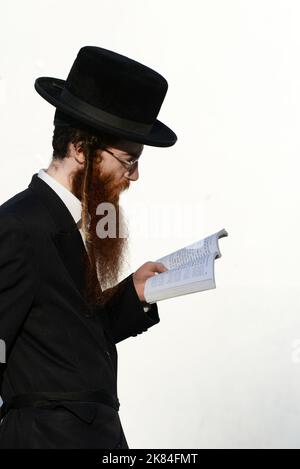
[102,148,139,173]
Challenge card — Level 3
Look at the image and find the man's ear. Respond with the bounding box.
[72,142,85,164]
[73,141,84,153]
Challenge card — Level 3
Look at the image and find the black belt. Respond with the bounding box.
[0,389,120,421]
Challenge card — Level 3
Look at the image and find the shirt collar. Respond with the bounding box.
[37,168,82,225]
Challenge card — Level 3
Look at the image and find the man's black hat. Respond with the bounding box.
[34,46,177,147]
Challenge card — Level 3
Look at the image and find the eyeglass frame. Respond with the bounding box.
[100,147,140,173]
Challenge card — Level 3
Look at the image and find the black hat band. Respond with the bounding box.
[59,88,153,135]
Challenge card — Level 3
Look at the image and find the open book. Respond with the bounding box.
[144,228,228,304]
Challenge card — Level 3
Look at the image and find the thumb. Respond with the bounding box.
[153,262,168,273]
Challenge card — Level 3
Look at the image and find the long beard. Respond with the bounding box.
[71,156,130,307]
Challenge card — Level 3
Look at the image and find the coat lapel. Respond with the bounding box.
[27,173,111,353]
[28,173,90,302]
[51,228,88,299]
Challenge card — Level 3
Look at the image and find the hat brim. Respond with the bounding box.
[34,77,177,147]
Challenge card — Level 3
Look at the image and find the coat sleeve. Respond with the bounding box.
[0,213,37,360]
[99,273,160,344]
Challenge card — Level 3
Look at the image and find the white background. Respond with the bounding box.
[1,0,300,449]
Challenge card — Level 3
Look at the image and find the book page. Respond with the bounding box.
[144,252,216,303]
[155,228,228,270]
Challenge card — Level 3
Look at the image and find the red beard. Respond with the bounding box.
[71,154,130,306]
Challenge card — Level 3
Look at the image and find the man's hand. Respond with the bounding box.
[132,261,168,302]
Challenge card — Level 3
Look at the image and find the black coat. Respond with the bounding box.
[0,173,160,448]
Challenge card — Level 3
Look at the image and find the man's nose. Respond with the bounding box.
[126,167,139,181]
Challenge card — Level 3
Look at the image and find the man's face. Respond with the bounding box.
[98,140,143,186]
[71,138,144,304]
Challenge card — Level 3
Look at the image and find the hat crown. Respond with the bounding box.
[65,46,168,125]
[34,45,177,146]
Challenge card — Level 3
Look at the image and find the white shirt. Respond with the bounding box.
[37,169,151,312]
[37,168,87,249]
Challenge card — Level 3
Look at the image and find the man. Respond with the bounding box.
[0,46,177,448]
